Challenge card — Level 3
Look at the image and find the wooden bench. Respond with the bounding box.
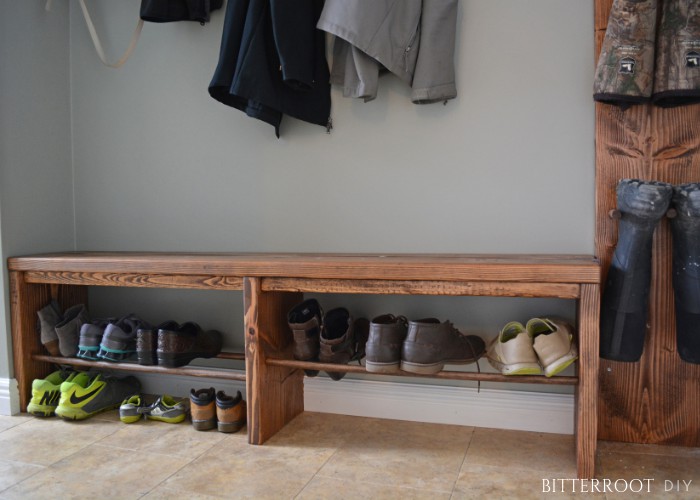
[8,252,600,478]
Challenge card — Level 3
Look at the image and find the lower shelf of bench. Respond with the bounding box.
[266,358,578,385]
[33,353,247,382]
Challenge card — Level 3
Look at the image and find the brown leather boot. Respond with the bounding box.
[365,314,408,373]
[401,319,485,374]
[189,387,216,431]
[216,390,246,433]
[288,299,323,377]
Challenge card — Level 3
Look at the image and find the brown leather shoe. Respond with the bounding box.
[137,320,178,366]
[215,390,246,433]
[401,319,485,374]
[190,387,216,431]
[365,314,408,374]
[157,322,223,368]
[288,299,323,377]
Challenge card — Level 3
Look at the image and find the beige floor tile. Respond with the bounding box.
[453,463,605,500]
[0,415,33,433]
[97,419,230,458]
[265,412,372,449]
[0,460,44,494]
[597,450,700,499]
[316,418,473,492]
[463,427,576,475]
[141,485,225,500]
[162,434,337,499]
[91,408,122,422]
[297,475,451,500]
[0,417,120,466]
[0,443,190,499]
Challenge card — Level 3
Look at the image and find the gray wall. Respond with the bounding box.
[0,0,75,379]
[1,0,595,392]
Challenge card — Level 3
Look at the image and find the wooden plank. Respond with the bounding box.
[576,284,600,479]
[595,0,700,446]
[8,252,600,283]
[24,271,243,290]
[262,277,581,298]
[33,355,246,381]
[265,358,578,386]
[10,272,87,411]
[244,277,303,445]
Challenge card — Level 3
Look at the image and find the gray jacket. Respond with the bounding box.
[317,0,458,104]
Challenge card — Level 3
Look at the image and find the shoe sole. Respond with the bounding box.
[120,414,142,424]
[55,402,120,421]
[158,352,216,368]
[147,413,186,424]
[192,418,217,431]
[218,420,245,433]
[486,356,542,376]
[543,348,578,377]
[26,403,56,417]
[136,350,157,366]
[400,358,476,375]
[365,360,400,374]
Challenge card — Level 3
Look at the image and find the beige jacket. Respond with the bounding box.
[317,0,458,103]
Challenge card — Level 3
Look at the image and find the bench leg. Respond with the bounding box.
[244,277,303,444]
[10,272,87,411]
[576,283,600,479]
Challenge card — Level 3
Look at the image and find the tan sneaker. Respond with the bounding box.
[487,321,541,375]
[527,318,578,377]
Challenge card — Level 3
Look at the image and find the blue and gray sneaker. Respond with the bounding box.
[77,319,115,360]
[97,314,151,362]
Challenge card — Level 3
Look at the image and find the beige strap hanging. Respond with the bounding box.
[46,0,144,68]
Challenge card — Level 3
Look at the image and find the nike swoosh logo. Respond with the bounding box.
[69,384,103,405]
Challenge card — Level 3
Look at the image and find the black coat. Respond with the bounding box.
[209,0,331,137]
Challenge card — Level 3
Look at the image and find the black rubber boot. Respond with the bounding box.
[670,183,700,364]
[600,179,672,361]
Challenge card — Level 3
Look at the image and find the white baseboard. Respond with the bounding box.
[132,371,247,400]
[9,370,574,434]
[107,372,575,435]
[0,378,20,416]
[303,377,574,435]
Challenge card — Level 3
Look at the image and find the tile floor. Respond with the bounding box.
[0,411,698,499]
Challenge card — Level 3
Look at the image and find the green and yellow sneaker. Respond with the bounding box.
[143,395,187,423]
[55,372,141,420]
[27,370,78,417]
[119,394,144,424]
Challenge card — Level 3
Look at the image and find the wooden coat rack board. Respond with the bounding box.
[595,0,700,445]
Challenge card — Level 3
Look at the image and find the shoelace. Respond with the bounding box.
[448,322,483,393]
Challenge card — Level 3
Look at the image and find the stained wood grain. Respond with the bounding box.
[244,278,303,445]
[8,252,600,283]
[576,284,600,479]
[261,278,581,298]
[595,0,700,446]
[24,271,243,290]
[10,272,87,409]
